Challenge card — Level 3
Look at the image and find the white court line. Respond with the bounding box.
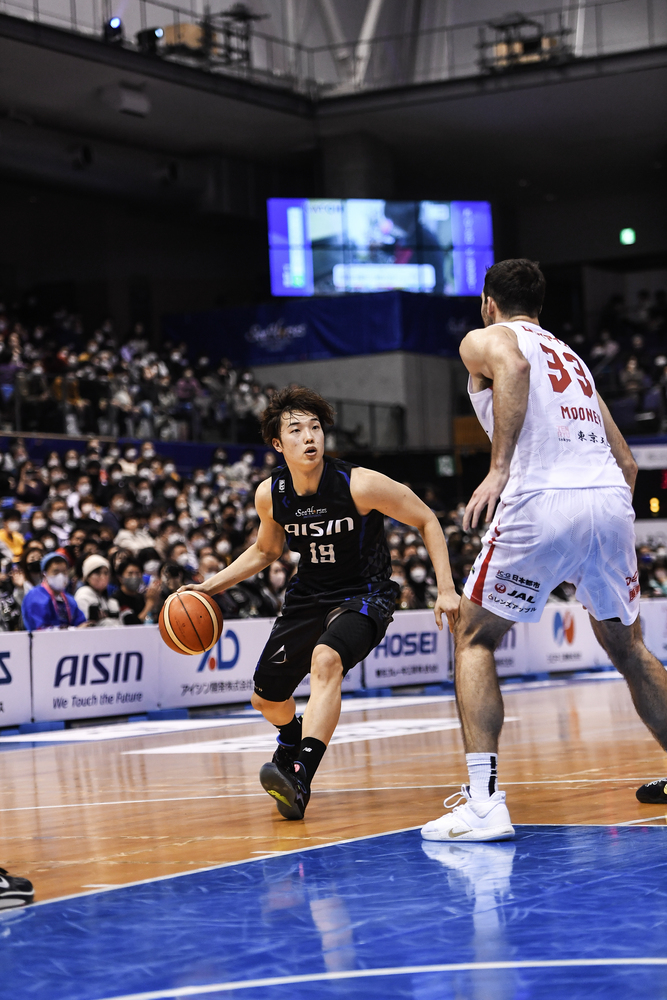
[619,814,667,825]
[92,958,667,1000]
[23,824,422,908]
[0,718,259,744]
[18,819,667,912]
[124,716,499,754]
[1,777,661,814]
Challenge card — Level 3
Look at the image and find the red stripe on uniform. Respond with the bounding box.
[470,527,500,607]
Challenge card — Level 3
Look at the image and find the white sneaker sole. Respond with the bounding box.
[421,824,515,843]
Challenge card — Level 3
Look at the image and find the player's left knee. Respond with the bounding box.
[311,644,344,686]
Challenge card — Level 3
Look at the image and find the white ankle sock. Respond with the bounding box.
[466,753,498,800]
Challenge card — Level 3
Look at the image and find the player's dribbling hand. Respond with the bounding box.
[434,590,461,634]
[177,583,208,595]
[463,469,509,532]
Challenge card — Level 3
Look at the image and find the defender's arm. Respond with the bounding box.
[460,326,531,531]
[351,468,459,632]
[179,479,285,596]
[597,391,638,494]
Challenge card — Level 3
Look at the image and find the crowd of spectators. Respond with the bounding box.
[0,308,274,443]
[563,287,667,434]
[0,434,666,633]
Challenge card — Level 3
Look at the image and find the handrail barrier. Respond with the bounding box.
[0,0,662,98]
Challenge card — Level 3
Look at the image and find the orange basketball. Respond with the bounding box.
[159,591,224,655]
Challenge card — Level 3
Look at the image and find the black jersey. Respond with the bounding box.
[271,456,398,611]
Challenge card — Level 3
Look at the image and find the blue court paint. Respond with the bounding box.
[2,825,667,1000]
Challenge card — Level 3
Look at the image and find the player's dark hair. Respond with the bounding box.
[261,385,335,445]
[483,259,546,317]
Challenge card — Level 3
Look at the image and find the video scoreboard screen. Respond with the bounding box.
[268,198,493,298]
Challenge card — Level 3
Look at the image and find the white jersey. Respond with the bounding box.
[468,320,626,500]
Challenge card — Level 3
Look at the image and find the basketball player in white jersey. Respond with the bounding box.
[422,258,667,842]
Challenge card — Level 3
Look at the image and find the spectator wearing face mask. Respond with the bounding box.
[158,561,185,602]
[133,479,154,516]
[119,447,138,477]
[114,514,154,554]
[0,508,24,559]
[213,534,232,565]
[165,541,195,577]
[67,475,94,520]
[40,530,59,554]
[253,560,288,616]
[63,449,82,476]
[114,558,162,625]
[13,544,44,607]
[0,558,22,631]
[47,499,73,544]
[21,553,87,630]
[197,553,221,584]
[405,559,434,609]
[75,555,121,625]
[25,510,49,540]
[138,547,162,584]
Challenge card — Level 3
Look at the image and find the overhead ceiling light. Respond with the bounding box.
[620,228,636,245]
[104,17,123,45]
[99,83,151,117]
[136,27,164,55]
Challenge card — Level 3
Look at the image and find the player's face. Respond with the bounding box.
[273,411,325,469]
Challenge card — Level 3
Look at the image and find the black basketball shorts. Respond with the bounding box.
[253,596,392,703]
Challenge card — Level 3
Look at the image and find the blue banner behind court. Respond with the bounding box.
[163,292,480,367]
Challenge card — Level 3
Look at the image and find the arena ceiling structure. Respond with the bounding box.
[0,0,663,205]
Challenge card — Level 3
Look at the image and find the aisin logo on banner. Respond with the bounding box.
[197,630,240,672]
[553,611,575,646]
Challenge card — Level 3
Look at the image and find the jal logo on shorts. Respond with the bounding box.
[495,583,506,594]
[553,611,575,646]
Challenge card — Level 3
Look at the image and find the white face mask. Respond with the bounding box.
[51,510,68,524]
[47,572,68,592]
[215,540,231,556]
[144,560,161,575]
[32,518,47,530]
[78,484,91,496]
[6,521,20,533]
[43,537,56,551]
[410,567,427,584]
[203,570,218,581]
[176,552,190,567]
[391,573,405,586]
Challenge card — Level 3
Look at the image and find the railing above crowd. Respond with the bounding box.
[0,0,662,98]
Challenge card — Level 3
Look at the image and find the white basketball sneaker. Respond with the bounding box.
[421,785,515,842]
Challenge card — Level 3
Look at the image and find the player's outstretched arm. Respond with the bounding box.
[597,391,638,494]
[178,479,285,596]
[351,468,460,633]
[460,326,530,531]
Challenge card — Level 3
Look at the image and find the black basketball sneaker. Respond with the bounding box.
[636,779,667,804]
[259,761,310,820]
[271,716,302,772]
[0,868,34,909]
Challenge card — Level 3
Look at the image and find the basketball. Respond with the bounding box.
[159,591,223,655]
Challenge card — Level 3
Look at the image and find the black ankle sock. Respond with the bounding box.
[275,715,302,747]
[294,737,327,785]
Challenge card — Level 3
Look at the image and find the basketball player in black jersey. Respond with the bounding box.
[181,386,460,819]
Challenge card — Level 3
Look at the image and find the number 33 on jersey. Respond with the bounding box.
[468,321,627,501]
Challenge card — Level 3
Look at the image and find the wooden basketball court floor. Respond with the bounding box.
[2,671,667,999]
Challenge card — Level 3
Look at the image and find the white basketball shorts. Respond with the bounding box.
[463,486,639,625]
